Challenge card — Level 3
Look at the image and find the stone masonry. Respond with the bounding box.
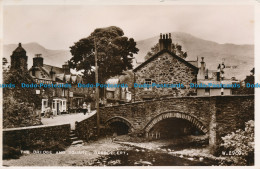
[133,50,198,101]
[3,124,71,150]
[99,95,254,153]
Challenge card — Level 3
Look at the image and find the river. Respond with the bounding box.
[90,145,218,166]
[3,137,219,166]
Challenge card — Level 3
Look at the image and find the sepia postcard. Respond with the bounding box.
[0,0,259,168]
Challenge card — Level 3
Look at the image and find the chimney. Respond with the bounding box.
[198,57,206,80]
[33,54,43,67]
[50,67,56,81]
[62,62,70,75]
[217,64,221,81]
[159,33,172,51]
[205,69,209,79]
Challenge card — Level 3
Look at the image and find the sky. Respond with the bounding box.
[3,5,254,50]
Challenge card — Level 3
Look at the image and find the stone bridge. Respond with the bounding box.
[100,95,254,152]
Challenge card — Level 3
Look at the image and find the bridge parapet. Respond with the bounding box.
[100,95,254,154]
[100,96,215,131]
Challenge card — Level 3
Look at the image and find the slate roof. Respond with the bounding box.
[43,64,64,74]
[13,43,26,54]
[29,63,83,84]
[133,49,198,72]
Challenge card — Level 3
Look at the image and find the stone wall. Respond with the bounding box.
[100,95,254,153]
[3,124,71,149]
[100,96,212,132]
[215,95,254,142]
[75,113,97,141]
[134,51,197,101]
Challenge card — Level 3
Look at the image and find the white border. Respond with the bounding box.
[0,0,259,169]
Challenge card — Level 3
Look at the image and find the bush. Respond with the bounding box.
[3,69,42,128]
[3,145,21,160]
[220,120,254,165]
[3,96,42,128]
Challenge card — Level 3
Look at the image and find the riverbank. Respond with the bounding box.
[3,135,228,166]
[114,135,225,164]
[3,138,129,166]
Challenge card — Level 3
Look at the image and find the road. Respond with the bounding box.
[41,111,96,130]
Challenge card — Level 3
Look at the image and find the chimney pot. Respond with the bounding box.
[166,34,168,39]
[169,33,171,39]
[163,34,165,39]
[160,33,162,39]
[33,54,43,67]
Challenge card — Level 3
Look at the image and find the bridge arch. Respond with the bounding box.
[144,111,208,134]
[105,116,134,133]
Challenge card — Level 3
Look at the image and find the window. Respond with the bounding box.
[144,79,152,91]
[52,101,56,109]
[205,88,210,95]
[43,100,47,107]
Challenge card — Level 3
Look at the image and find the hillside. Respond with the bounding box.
[135,32,254,80]
[4,32,254,80]
[3,42,72,68]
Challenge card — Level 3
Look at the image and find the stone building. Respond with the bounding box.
[105,77,132,105]
[196,57,239,96]
[10,43,28,71]
[133,33,198,101]
[28,54,92,115]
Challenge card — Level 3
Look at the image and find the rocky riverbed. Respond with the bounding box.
[3,136,220,166]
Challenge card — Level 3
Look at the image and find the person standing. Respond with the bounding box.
[83,102,87,115]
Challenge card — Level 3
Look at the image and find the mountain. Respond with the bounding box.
[4,32,254,80]
[134,32,254,80]
[3,42,72,68]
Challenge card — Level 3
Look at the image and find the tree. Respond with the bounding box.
[3,70,42,128]
[221,120,254,165]
[2,57,9,72]
[250,68,254,76]
[233,68,254,95]
[69,26,139,85]
[119,70,135,93]
[144,43,187,60]
[2,57,8,65]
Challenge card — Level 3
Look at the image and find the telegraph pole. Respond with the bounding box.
[94,37,100,136]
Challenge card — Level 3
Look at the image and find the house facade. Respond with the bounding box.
[105,77,132,106]
[196,57,239,96]
[8,43,93,116]
[28,54,93,115]
[133,33,198,101]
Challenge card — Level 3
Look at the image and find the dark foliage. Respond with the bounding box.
[69,26,139,84]
[3,70,41,107]
[220,120,254,165]
[233,68,254,95]
[3,70,42,128]
[3,145,22,160]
